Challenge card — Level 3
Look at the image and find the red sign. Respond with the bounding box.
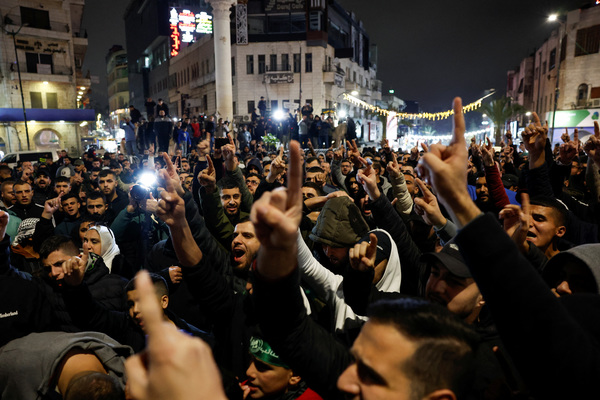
[170,24,180,57]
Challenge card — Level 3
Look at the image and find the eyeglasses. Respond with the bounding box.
[245,180,260,186]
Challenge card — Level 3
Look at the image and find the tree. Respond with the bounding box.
[420,124,436,136]
[479,97,526,144]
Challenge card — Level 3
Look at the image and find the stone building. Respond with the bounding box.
[508,3,600,142]
[0,0,94,154]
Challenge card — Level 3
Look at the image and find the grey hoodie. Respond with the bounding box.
[543,243,600,294]
[0,331,133,399]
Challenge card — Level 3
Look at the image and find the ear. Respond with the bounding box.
[288,374,301,386]
[556,225,567,238]
[160,294,169,309]
[424,389,457,400]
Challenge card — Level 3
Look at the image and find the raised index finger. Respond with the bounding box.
[595,121,600,138]
[286,140,303,210]
[163,152,175,173]
[531,112,542,127]
[134,270,166,340]
[206,154,215,173]
[366,233,378,258]
[278,145,284,158]
[451,97,466,146]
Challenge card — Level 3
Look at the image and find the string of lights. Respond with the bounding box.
[342,93,492,121]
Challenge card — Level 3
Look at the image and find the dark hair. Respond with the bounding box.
[306,166,324,174]
[98,170,116,180]
[1,180,15,192]
[302,181,325,197]
[63,371,124,400]
[529,196,567,227]
[55,176,71,185]
[305,157,319,166]
[87,192,107,204]
[246,172,262,181]
[125,272,168,296]
[217,176,241,191]
[61,192,80,204]
[40,235,79,261]
[368,298,479,399]
[13,179,31,189]
[0,165,12,173]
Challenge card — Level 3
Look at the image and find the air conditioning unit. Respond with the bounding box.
[593,99,600,107]
[243,115,249,121]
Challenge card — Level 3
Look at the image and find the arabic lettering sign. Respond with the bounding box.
[168,8,213,57]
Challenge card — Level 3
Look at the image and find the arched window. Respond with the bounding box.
[577,84,589,107]
[34,129,61,151]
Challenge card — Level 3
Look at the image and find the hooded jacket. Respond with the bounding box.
[543,243,600,293]
[0,331,132,399]
[309,197,369,248]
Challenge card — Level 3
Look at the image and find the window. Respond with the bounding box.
[271,100,278,110]
[246,55,254,74]
[270,54,277,71]
[30,92,43,108]
[577,84,589,106]
[542,61,547,75]
[258,55,266,73]
[231,57,235,76]
[233,102,237,115]
[305,53,312,73]
[293,54,301,73]
[549,48,556,70]
[203,94,208,112]
[20,7,50,30]
[248,100,255,114]
[46,92,58,109]
[25,53,52,74]
[575,24,600,57]
[281,54,289,71]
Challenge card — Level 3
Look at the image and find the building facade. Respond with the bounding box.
[508,4,600,142]
[126,0,382,139]
[0,0,93,154]
[106,44,129,125]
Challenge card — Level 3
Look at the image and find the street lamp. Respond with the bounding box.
[549,13,565,140]
[3,22,31,150]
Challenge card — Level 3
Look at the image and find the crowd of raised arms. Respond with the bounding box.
[1,97,599,400]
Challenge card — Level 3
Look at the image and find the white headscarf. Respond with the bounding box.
[88,225,120,272]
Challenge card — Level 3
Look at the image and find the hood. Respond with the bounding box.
[309,197,369,248]
[365,228,402,293]
[543,243,600,294]
[246,158,263,175]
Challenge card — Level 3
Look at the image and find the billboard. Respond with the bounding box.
[169,8,213,57]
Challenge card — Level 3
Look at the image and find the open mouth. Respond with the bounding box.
[232,247,246,262]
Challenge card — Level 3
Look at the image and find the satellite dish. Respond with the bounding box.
[243,115,249,121]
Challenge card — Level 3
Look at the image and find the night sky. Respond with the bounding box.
[82,0,594,116]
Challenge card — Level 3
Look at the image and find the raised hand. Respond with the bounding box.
[125,271,227,400]
[251,141,303,281]
[267,146,286,183]
[558,137,578,165]
[349,233,378,272]
[480,137,495,167]
[347,139,361,166]
[42,196,62,219]
[197,156,217,193]
[386,150,401,179]
[61,247,89,287]
[584,121,600,166]
[521,112,548,169]
[222,134,238,171]
[356,157,380,200]
[157,170,186,227]
[168,266,183,284]
[333,145,344,161]
[161,153,185,196]
[0,211,9,241]
[197,133,211,157]
[417,97,481,228]
[413,178,447,228]
[498,193,531,254]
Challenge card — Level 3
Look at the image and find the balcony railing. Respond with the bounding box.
[4,14,71,33]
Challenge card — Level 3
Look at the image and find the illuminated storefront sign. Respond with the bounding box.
[169,8,213,57]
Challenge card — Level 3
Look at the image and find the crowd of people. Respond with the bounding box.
[1,96,599,399]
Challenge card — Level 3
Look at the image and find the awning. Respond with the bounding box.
[0,108,96,122]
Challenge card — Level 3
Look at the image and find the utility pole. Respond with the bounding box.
[5,25,31,150]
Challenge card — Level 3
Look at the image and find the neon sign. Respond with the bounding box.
[168,8,213,57]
